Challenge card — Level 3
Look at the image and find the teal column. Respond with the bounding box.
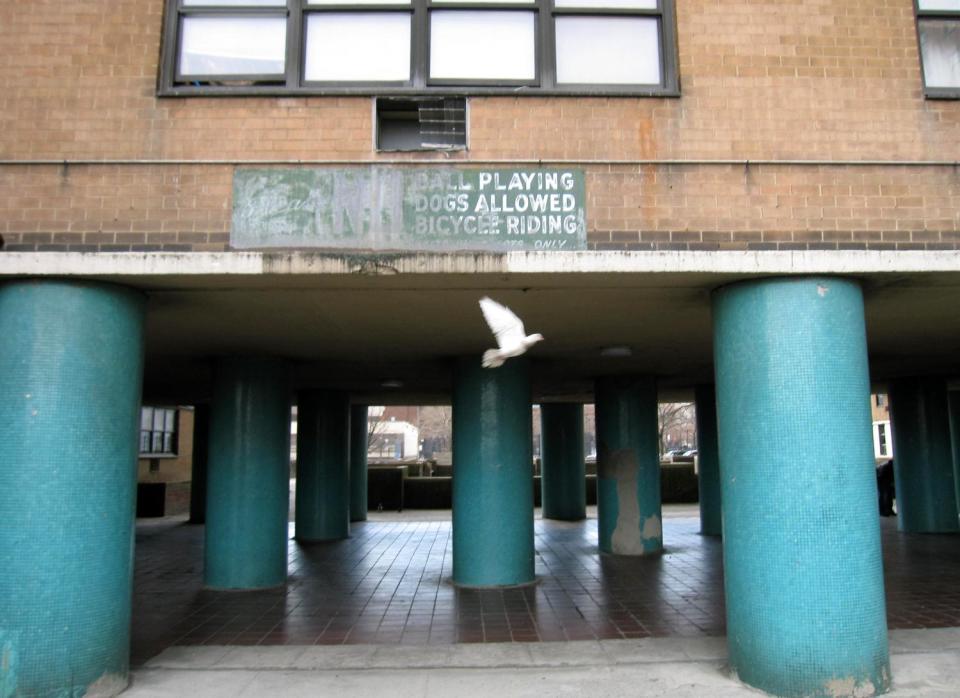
[189,404,210,524]
[949,391,960,528]
[888,377,959,533]
[594,376,662,555]
[695,384,722,536]
[713,277,890,698]
[350,404,369,523]
[452,357,534,587]
[296,390,350,541]
[540,403,586,521]
[205,358,291,589]
[0,280,145,697]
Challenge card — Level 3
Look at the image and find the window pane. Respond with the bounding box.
[307,0,410,4]
[920,20,960,88]
[433,0,533,4]
[918,1,960,10]
[152,433,164,453]
[304,13,411,81]
[182,0,286,5]
[163,433,175,453]
[164,409,177,432]
[140,432,151,452]
[554,0,656,7]
[555,17,661,85]
[430,11,536,80]
[141,407,153,431]
[153,409,166,431]
[179,16,286,76]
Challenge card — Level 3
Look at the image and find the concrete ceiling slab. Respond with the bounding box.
[2,251,959,403]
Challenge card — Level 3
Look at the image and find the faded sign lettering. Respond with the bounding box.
[231,167,587,251]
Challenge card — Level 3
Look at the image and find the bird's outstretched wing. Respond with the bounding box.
[479,297,526,350]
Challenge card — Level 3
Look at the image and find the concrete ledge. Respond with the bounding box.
[888,626,960,653]
[131,630,960,697]
[142,629,958,672]
[3,250,960,282]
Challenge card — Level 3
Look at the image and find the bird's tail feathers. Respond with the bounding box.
[482,349,505,368]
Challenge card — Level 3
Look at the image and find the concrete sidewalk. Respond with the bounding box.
[126,628,960,697]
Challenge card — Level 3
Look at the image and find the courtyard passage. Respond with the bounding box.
[131,508,960,667]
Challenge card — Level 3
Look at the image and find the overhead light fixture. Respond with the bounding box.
[381,379,404,389]
[600,346,632,358]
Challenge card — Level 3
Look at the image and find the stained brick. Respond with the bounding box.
[0,0,955,253]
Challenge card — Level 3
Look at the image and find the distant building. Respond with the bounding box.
[872,393,894,460]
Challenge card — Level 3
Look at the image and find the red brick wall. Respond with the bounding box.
[1,0,957,251]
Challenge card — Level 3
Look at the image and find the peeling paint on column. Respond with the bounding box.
[84,671,129,698]
[598,448,663,555]
[600,449,645,555]
[595,375,662,557]
[823,676,878,698]
[641,514,662,543]
[731,670,883,698]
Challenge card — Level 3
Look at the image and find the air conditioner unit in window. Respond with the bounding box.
[376,97,467,152]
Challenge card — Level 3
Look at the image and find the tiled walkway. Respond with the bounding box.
[130,513,960,666]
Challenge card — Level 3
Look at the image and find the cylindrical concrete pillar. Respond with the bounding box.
[296,390,351,541]
[452,357,534,587]
[948,391,960,528]
[594,376,662,555]
[350,404,369,523]
[888,377,959,533]
[0,280,145,697]
[189,404,210,524]
[713,276,890,697]
[205,358,291,589]
[695,384,722,537]
[540,403,586,521]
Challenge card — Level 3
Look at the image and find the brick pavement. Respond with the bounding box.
[130,513,960,666]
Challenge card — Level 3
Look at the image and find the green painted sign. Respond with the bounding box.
[231,167,586,251]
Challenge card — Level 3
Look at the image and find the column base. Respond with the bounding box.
[448,577,541,590]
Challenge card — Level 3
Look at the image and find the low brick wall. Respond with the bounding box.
[136,481,191,517]
[368,466,406,512]
[366,462,699,511]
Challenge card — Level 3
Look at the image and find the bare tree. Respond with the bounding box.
[658,402,696,454]
[418,406,452,458]
[366,407,390,453]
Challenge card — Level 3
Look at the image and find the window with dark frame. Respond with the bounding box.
[159,0,679,96]
[915,0,960,97]
[140,407,179,456]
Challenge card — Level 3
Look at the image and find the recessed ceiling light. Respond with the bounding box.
[599,346,632,358]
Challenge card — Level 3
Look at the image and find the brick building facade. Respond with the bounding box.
[1,1,959,697]
[1,1,958,253]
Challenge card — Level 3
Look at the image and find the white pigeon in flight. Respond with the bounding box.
[479,296,544,368]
